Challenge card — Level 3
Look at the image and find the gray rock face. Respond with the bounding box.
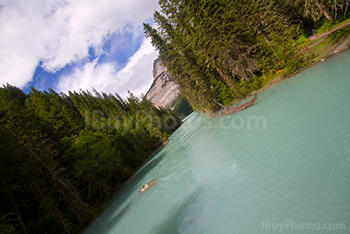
[145,59,179,109]
[152,58,167,80]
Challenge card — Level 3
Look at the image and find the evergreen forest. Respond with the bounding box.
[144,0,350,111]
[0,85,180,233]
[2,0,350,233]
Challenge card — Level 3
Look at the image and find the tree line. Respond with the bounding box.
[0,84,180,233]
[144,0,350,112]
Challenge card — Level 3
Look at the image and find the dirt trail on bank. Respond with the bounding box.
[308,21,350,41]
[211,21,350,118]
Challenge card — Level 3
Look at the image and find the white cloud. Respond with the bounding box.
[57,37,158,98]
[0,0,159,89]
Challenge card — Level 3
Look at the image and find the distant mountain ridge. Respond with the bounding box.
[145,59,179,109]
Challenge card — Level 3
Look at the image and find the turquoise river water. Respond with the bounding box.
[85,51,350,234]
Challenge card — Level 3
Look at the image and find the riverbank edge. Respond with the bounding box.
[84,22,350,232]
[259,29,350,92]
[210,23,350,118]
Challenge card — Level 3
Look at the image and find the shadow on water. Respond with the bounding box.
[84,146,167,233]
[105,199,135,227]
[133,151,164,180]
[88,200,134,233]
[117,145,166,195]
[128,155,165,191]
[152,188,203,234]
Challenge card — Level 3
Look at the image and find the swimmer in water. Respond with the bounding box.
[139,179,158,194]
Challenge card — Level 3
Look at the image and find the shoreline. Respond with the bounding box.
[257,34,350,91]
[210,25,350,118]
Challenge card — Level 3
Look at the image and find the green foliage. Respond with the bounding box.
[328,25,350,42]
[0,84,181,233]
[0,213,19,234]
[145,0,349,113]
[315,18,337,33]
[173,94,193,119]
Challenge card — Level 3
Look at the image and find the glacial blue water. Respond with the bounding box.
[84,51,350,234]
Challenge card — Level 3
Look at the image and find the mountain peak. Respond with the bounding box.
[146,58,179,108]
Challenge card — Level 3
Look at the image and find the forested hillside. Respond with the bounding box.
[0,85,180,233]
[144,0,350,112]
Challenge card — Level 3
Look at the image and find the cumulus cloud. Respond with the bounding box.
[57,37,158,98]
[0,0,159,91]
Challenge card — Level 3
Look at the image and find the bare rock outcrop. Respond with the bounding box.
[145,59,179,109]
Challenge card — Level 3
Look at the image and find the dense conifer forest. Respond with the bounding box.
[144,0,350,112]
[2,0,350,233]
[0,85,180,233]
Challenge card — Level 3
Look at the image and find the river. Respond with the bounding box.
[84,51,350,234]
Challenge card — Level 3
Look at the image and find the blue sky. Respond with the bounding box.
[0,0,159,98]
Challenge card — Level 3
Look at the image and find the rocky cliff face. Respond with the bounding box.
[145,59,179,109]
